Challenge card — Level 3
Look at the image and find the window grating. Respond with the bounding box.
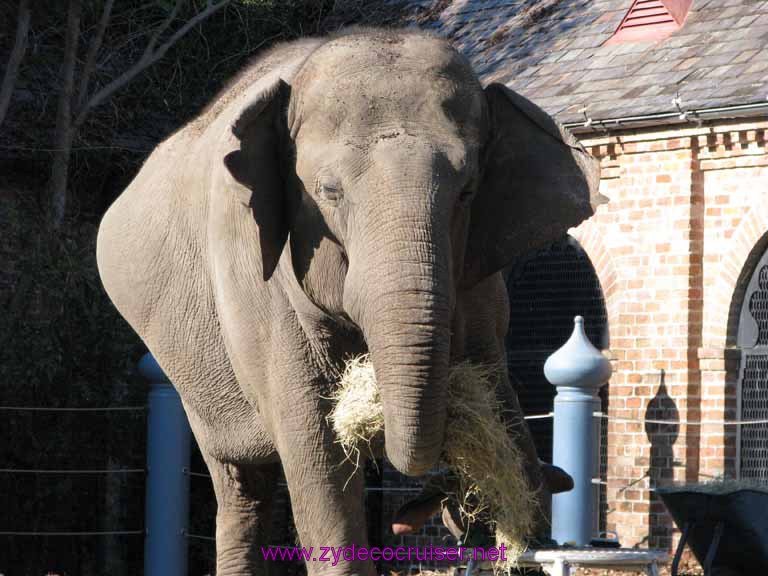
[740,353,768,482]
[751,266,768,346]
[504,235,609,532]
[738,259,768,482]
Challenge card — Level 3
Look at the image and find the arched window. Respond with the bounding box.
[505,235,609,532]
[505,235,609,460]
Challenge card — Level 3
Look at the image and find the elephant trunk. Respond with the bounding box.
[370,291,451,476]
[348,224,453,477]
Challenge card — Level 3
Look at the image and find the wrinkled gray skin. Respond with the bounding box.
[97,28,600,576]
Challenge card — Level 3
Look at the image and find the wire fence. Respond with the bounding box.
[2,402,765,543]
[0,403,148,540]
[0,405,146,412]
[0,468,145,475]
[0,530,144,537]
[4,406,766,482]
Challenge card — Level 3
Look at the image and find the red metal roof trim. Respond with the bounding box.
[605,0,692,44]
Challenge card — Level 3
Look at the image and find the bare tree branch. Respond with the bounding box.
[74,0,231,127]
[76,0,115,110]
[49,0,82,227]
[144,0,183,55]
[0,0,32,129]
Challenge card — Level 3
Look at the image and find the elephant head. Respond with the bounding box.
[223,31,601,476]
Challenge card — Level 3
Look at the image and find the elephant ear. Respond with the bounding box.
[224,77,291,281]
[462,83,604,286]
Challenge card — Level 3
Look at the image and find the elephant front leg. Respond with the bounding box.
[271,378,375,576]
[205,459,281,576]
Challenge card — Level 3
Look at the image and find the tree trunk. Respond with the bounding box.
[48,0,230,227]
[0,0,32,129]
[49,0,81,228]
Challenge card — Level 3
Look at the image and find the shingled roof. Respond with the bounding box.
[399,0,768,128]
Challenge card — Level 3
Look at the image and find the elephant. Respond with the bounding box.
[96,27,601,576]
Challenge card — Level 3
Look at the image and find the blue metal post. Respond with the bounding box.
[544,316,612,546]
[139,352,191,576]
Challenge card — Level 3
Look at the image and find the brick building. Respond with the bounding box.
[379,0,768,555]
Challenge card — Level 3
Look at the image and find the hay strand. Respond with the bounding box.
[328,355,383,464]
[329,356,538,569]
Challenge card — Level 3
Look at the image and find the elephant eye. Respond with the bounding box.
[317,177,343,204]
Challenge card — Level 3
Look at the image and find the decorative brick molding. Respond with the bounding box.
[570,218,621,333]
[703,196,768,350]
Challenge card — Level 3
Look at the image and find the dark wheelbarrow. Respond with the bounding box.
[657,484,768,576]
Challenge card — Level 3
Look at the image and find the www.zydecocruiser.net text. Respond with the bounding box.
[261,544,509,565]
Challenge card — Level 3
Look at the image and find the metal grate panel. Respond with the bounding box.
[739,353,768,482]
[751,265,768,346]
[738,258,768,481]
[505,236,609,462]
[504,235,609,534]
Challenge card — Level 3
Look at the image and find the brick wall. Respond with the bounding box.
[572,117,768,549]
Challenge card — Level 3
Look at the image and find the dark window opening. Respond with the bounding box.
[504,235,609,532]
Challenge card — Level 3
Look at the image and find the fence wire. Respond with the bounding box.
[3,404,765,543]
[0,530,144,536]
[0,405,146,412]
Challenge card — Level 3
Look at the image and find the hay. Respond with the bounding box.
[330,355,384,465]
[329,355,538,570]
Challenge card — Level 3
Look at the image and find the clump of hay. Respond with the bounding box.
[329,355,538,569]
[330,355,383,465]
